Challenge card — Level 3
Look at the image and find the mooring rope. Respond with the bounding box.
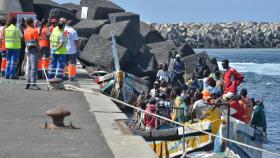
[66,85,280,158]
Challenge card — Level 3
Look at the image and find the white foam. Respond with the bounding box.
[218,62,280,76]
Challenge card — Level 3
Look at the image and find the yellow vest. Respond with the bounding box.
[50,26,67,54]
[5,24,21,49]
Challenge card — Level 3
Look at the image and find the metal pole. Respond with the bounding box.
[227,104,230,141]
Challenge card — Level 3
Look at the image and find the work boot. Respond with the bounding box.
[25,84,30,89]
[30,84,41,90]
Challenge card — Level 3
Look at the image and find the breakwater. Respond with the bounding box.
[152,22,280,48]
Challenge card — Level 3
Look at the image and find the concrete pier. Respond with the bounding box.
[0,67,156,158]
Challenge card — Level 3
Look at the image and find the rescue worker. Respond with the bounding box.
[24,18,41,90]
[48,21,67,80]
[16,18,26,77]
[61,18,79,81]
[221,59,244,94]
[4,16,22,79]
[0,16,6,77]
[49,18,58,33]
[238,88,253,124]
[37,19,50,79]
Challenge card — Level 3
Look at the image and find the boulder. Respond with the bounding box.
[79,34,132,71]
[49,8,80,26]
[59,3,79,15]
[34,1,67,20]
[140,22,165,44]
[77,0,125,20]
[181,51,217,74]
[73,19,109,38]
[177,43,195,57]
[109,12,140,31]
[123,47,158,78]
[19,0,34,12]
[146,41,177,65]
[99,20,144,56]
[77,37,88,51]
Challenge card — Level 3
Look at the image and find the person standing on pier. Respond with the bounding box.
[221,59,244,94]
[61,18,79,81]
[24,18,41,90]
[48,21,67,80]
[4,17,22,79]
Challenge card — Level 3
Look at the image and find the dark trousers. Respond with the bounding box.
[5,49,20,79]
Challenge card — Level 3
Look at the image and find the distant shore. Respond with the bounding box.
[152,22,280,49]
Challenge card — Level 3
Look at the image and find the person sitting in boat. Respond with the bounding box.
[221,59,244,95]
[150,81,160,98]
[178,95,192,124]
[157,63,170,83]
[171,87,182,122]
[195,57,209,79]
[156,93,171,129]
[170,54,185,87]
[238,88,254,124]
[143,98,158,131]
[251,98,267,133]
[204,77,222,97]
[191,92,212,121]
[209,65,220,81]
[159,80,168,94]
[223,92,245,122]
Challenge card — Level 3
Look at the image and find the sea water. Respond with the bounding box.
[195,48,280,157]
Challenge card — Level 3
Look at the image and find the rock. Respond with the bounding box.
[59,3,79,15]
[79,34,132,71]
[77,0,125,20]
[74,19,109,38]
[177,43,195,57]
[34,1,67,20]
[49,8,80,26]
[123,47,158,78]
[109,12,140,31]
[140,22,165,44]
[181,51,217,74]
[146,41,177,65]
[77,37,88,51]
[99,20,144,56]
[19,0,34,12]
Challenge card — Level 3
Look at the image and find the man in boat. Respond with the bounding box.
[251,98,267,133]
[223,92,245,122]
[170,54,185,87]
[196,57,209,79]
[178,95,192,124]
[238,88,254,124]
[143,98,158,131]
[221,59,244,95]
[191,92,212,121]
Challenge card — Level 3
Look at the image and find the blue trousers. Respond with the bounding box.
[5,49,20,78]
[48,54,66,79]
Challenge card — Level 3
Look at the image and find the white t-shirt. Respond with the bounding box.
[192,99,212,119]
[64,26,78,54]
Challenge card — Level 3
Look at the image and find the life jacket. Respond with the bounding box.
[38,27,50,47]
[24,26,38,47]
[239,98,253,124]
[5,24,21,49]
[50,27,67,55]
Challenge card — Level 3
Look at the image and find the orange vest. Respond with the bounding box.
[38,27,50,47]
[1,27,5,52]
[24,27,39,47]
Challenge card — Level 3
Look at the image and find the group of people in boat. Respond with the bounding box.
[131,54,267,134]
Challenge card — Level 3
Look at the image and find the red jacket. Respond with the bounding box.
[223,68,244,94]
[230,100,245,121]
[144,104,157,129]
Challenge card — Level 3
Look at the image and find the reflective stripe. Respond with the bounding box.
[5,25,21,49]
[26,40,37,47]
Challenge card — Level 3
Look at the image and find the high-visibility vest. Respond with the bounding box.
[38,27,50,47]
[50,26,67,55]
[5,24,21,49]
[24,27,38,47]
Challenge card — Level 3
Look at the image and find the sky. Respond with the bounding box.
[53,0,280,23]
